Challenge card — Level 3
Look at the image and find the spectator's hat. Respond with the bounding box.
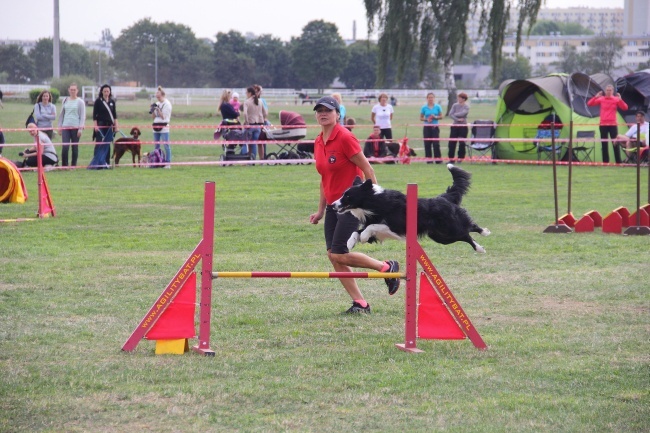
[313,96,340,113]
[232,92,240,99]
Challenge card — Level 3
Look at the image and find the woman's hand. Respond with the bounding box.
[309,210,324,224]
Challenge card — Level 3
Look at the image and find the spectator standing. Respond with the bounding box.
[332,93,346,125]
[587,85,629,163]
[152,86,173,168]
[33,90,57,139]
[243,85,268,160]
[447,92,470,162]
[308,96,400,314]
[57,83,85,167]
[420,92,443,164]
[371,93,394,140]
[218,89,240,121]
[17,123,58,168]
[89,84,117,169]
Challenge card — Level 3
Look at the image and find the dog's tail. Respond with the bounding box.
[441,163,471,205]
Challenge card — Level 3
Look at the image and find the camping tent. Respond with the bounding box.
[615,69,650,123]
[494,73,623,162]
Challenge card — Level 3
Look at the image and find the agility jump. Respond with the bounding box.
[122,182,486,356]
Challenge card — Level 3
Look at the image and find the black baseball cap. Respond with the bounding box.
[313,96,340,113]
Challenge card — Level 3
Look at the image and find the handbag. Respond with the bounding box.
[25,110,36,128]
[153,122,168,132]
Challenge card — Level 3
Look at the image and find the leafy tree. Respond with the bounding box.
[339,41,378,89]
[530,20,593,36]
[112,19,209,87]
[88,50,117,85]
[50,75,95,97]
[498,56,532,82]
[551,44,588,74]
[583,34,623,76]
[247,35,294,88]
[290,20,349,91]
[213,31,257,87]
[31,38,93,82]
[364,0,543,111]
[0,44,34,83]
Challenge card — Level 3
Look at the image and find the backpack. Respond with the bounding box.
[145,148,165,168]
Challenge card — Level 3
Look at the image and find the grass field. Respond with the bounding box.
[0,100,649,432]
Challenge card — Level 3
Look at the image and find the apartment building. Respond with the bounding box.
[501,34,650,72]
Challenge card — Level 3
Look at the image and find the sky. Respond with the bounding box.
[0,0,625,45]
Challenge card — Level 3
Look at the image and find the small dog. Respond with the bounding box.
[112,127,142,166]
[332,164,491,253]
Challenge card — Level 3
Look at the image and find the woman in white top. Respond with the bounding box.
[34,90,57,139]
[152,86,173,167]
[370,93,394,140]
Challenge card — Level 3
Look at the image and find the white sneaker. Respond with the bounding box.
[164,164,171,169]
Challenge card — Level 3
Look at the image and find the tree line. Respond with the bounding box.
[0,18,440,90]
[0,16,636,91]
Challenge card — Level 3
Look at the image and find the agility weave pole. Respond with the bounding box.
[122,182,486,356]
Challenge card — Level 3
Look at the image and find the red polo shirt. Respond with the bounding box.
[315,123,363,205]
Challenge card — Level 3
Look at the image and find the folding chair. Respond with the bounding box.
[468,120,497,161]
[536,129,562,161]
[622,133,648,164]
[573,131,596,162]
[534,113,564,161]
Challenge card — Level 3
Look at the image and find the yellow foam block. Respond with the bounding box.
[155,339,189,355]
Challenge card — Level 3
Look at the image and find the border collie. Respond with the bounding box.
[332,164,490,253]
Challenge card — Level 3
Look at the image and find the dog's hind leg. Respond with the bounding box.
[466,235,486,253]
[470,223,491,236]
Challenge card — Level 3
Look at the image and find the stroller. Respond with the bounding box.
[214,119,254,161]
[261,111,311,161]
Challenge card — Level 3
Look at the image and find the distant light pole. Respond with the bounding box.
[97,52,102,84]
[53,0,60,78]
[154,37,158,88]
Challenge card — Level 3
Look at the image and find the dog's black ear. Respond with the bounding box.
[361,179,373,189]
[352,176,363,186]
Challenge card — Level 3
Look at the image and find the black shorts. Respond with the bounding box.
[324,205,360,254]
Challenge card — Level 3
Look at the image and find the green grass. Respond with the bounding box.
[0,101,649,432]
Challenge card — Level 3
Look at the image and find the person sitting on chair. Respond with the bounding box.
[17,123,59,168]
[616,111,649,153]
[363,125,388,163]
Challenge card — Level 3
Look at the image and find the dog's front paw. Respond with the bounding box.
[481,228,491,236]
[475,244,486,253]
[359,228,374,244]
[347,232,360,250]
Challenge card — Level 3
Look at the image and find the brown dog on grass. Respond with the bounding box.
[113,127,142,166]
